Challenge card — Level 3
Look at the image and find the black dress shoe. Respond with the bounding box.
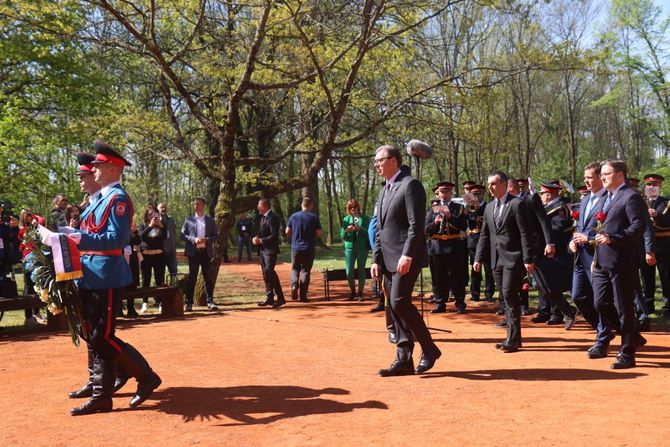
[69,383,93,399]
[588,345,609,359]
[611,355,635,369]
[471,296,481,302]
[130,372,162,408]
[273,299,286,308]
[546,317,564,325]
[494,319,507,328]
[456,306,466,314]
[70,397,113,416]
[564,312,576,330]
[495,308,505,315]
[379,359,415,377]
[126,309,139,318]
[635,334,647,348]
[638,319,651,332]
[291,288,299,300]
[495,340,522,352]
[431,305,446,314]
[370,304,384,313]
[521,305,530,316]
[531,314,550,323]
[415,350,441,374]
[258,299,274,307]
[299,297,308,303]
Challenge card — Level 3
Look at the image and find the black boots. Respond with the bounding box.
[69,347,95,399]
[70,355,114,416]
[116,343,162,409]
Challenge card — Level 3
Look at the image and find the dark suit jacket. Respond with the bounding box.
[372,171,426,272]
[181,214,218,257]
[257,210,281,255]
[475,193,532,269]
[595,185,646,271]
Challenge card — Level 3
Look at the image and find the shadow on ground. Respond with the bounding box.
[130,385,387,426]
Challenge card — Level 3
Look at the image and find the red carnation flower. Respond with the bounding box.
[594,212,606,222]
[571,210,580,220]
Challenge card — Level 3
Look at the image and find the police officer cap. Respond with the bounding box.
[436,181,455,190]
[91,140,132,167]
[462,180,476,188]
[644,173,664,184]
[576,185,588,193]
[76,152,96,175]
[470,184,485,192]
[540,181,562,192]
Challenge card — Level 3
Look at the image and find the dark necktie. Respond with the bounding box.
[494,200,503,226]
[603,192,613,211]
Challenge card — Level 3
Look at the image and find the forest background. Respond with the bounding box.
[2,0,670,269]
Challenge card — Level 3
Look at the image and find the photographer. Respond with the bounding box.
[340,198,370,301]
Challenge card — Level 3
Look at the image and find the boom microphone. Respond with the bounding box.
[406,140,433,160]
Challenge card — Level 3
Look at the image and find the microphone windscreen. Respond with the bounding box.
[406,140,433,159]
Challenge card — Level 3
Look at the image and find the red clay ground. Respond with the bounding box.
[2,261,670,446]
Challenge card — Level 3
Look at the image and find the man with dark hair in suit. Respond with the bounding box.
[371,144,441,376]
[181,197,219,311]
[474,171,534,352]
[592,160,647,369]
[253,198,285,308]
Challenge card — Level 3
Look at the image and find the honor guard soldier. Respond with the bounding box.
[425,182,468,313]
[642,174,670,317]
[70,141,161,416]
[536,181,577,327]
[465,184,495,302]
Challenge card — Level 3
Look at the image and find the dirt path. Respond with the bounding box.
[1,261,669,446]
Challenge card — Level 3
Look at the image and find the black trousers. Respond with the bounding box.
[382,265,440,362]
[592,266,637,358]
[186,250,215,305]
[641,256,670,311]
[261,252,284,301]
[468,246,495,300]
[429,252,466,306]
[291,248,315,299]
[493,264,525,344]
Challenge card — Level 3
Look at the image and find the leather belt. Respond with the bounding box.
[431,234,463,241]
[142,249,163,255]
[80,249,123,256]
[656,231,670,237]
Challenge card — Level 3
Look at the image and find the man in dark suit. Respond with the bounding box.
[592,160,647,369]
[570,163,619,347]
[181,197,219,311]
[371,145,441,376]
[253,199,285,308]
[474,171,534,352]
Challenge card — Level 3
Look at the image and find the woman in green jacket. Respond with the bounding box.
[340,198,370,300]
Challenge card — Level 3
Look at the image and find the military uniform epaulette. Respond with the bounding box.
[545,202,568,217]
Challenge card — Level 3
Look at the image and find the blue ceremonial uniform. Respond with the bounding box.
[76,183,132,289]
